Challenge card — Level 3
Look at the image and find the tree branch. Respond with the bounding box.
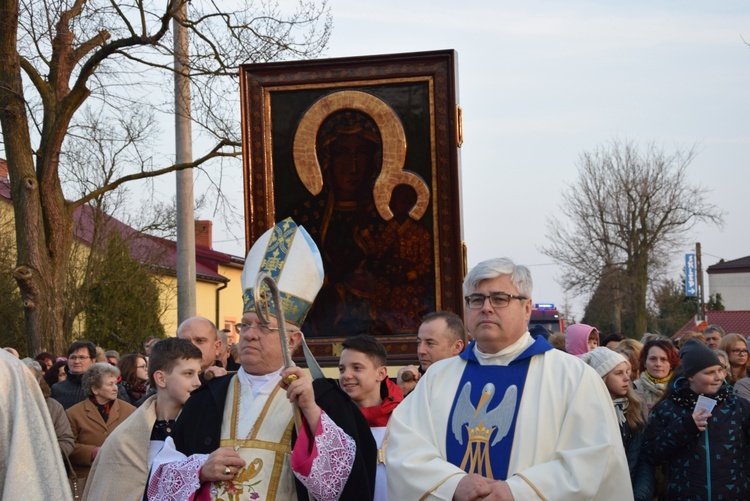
[69,138,240,210]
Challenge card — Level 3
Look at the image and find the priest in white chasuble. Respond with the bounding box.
[386,257,633,501]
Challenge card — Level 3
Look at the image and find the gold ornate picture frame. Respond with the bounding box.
[240,50,464,365]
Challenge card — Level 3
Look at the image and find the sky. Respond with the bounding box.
[203,0,750,320]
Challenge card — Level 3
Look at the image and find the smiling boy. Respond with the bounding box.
[339,335,403,501]
[82,338,202,500]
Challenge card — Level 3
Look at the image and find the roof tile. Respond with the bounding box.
[673,311,750,339]
[0,164,243,282]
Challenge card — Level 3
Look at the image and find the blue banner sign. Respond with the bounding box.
[685,253,697,297]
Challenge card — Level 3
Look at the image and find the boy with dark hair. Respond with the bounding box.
[82,338,202,500]
[339,334,403,501]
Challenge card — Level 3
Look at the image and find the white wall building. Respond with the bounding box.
[707,256,750,311]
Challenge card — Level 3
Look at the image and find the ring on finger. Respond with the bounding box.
[283,374,299,385]
[224,466,232,475]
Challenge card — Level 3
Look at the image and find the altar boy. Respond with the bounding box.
[339,335,404,500]
[82,338,202,500]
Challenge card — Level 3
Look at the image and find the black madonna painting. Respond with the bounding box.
[240,50,464,358]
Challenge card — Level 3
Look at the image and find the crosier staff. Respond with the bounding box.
[254,271,303,431]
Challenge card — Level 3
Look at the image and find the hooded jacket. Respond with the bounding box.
[565,323,598,356]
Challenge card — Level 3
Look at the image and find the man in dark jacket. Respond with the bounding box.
[51,341,128,409]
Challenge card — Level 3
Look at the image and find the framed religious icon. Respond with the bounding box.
[240,49,465,365]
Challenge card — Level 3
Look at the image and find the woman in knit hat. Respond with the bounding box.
[643,339,750,500]
[633,339,680,418]
[581,348,654,501]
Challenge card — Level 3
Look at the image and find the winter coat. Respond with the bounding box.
[66,397,136,483]
[643,378,750,500]
[82,395,158,501]
[117,380,148,406]
[733,376,750,402]
[47,397,75,457]
[51,371,87,410]
[621,419,654,501]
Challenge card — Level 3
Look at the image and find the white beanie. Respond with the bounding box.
[580,347,627,378]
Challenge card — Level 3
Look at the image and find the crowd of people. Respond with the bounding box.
[3,218,750,500]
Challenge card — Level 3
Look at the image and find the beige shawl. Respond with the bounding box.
[82,395,157,500]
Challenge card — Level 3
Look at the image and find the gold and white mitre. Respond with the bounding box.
[240,217,324,326]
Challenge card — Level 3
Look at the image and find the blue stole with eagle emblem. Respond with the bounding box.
[445,336,552,480]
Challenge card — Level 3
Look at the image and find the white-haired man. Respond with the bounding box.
[386,257,632,500]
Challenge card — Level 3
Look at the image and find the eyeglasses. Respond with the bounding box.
[732,349,749,356]
[235,320,300,337]
[136,364,148,370]
[464,292,528,310]
[234,321,280,335]
[68,355,91,361]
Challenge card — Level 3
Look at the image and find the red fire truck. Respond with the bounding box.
[529,303,565,333]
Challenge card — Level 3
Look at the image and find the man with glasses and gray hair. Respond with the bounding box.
[386,257,632,500]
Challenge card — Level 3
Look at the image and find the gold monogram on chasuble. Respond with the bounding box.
[214,378,295,500]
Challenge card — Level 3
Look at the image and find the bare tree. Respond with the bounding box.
[60,106,213,344]
[558,294,576,327]
[542,139,723,338]
[0,0,331,355]
[0,202,25,353]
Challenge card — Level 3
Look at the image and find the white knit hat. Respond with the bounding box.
[580,347,628,378]
[241,218,324,327]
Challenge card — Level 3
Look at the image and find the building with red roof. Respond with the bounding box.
[0,158,245,336]
[672,254,750,340]
[673,311,750,340]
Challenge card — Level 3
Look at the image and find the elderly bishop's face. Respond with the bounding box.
[465,274,532,354]
[238,312,300,376]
